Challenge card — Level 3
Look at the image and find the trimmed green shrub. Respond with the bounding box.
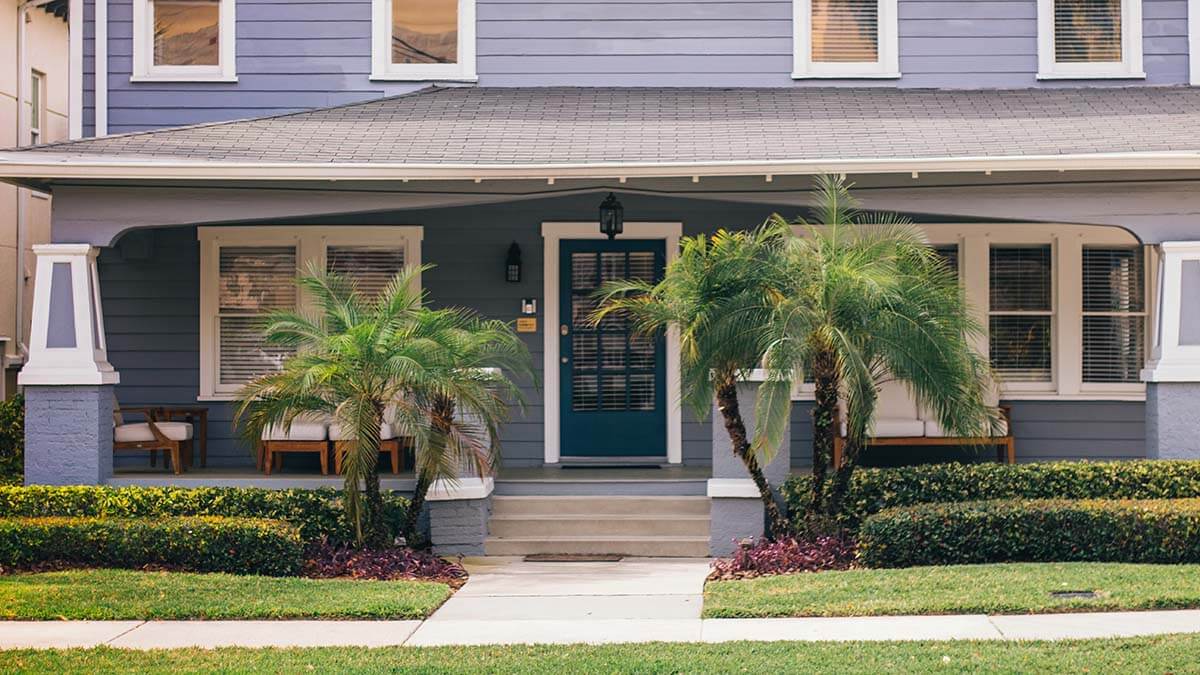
[859,498,1200,568]
[0,486,407,544]
[0,395,22,482]
[0,516,303,575]
[783,461,1200,530]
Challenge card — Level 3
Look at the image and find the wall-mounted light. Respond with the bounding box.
[505,242,522,283]
[599,192,624,240]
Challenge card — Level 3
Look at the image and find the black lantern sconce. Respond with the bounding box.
[599,192,624,240]
[505,242,522,283]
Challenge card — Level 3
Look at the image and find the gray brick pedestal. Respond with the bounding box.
[426,477,494,556]
[1146,383,1200,459]
[708,380,790,556]
[24,385,115,485]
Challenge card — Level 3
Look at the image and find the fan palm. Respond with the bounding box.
[754,174,999,520]
[235,265,533,548]
[593,225,795,538]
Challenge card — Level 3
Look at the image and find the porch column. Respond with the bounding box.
[708,376,791,556]
[18,245,119,485]
[1142,242,1200,459]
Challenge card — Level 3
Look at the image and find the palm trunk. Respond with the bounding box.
[715,378,792,540]
[404,394,457,549]
[809,349,838,515]
[403,471,432,548]
[825,438,859,518]
[360,403,389,548]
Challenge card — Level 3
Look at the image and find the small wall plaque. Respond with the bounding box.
[516,317,537,333]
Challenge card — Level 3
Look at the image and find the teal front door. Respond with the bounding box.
[560,239,667,458]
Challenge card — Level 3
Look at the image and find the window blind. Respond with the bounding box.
[811,0,879,63]
[217,246,296,386]
[326,245,406,299]
[990,245,1053,382]
[1082,247,1145,383]
[1054,0,1122,63]
[933,244,959,275]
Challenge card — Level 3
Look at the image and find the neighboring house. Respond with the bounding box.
[2,0,1200,556]
[0,0,68,398]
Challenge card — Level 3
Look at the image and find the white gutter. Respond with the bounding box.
[3,151,1200,182]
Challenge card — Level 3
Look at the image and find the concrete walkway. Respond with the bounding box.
[3,558,1200,650]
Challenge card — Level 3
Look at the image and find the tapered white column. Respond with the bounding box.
[1142,242,1200,460]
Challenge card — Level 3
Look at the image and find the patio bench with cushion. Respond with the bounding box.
[113,405,193,474]
[259,414,330,475]
[329,420,412,475]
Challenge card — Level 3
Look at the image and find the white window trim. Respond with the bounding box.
[28,70,45,146]
[541,221,683,465]
[132,0,237,83]
[371,0,477,82]
[792,0,900,79]
[198,225,423,401]
[789,224,1149,402]
[1037,0,1144,80]
[1191,0,1200,84]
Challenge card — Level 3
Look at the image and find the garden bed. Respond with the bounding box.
[703,562,1200,618]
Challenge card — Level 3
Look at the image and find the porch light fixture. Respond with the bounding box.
[599,193,624,240]
[505,242,522,283]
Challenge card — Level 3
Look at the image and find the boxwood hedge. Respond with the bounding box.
[858,498,1200,568]
[0,486,407,543]
[0,516,303,576]
[783,461,1200,530]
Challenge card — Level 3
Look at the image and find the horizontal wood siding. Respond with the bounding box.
[84,0,1192,133]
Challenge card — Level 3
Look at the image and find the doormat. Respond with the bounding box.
[524,554,624,562]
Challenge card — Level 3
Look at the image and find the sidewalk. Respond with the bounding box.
[3,558,1200,650]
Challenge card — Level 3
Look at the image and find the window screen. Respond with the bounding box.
[989,245,1053,382]
[811,0,879,62]
[392,0,458,64]
[326,245,406,300]
[153,0,220,66]
[1082,247,1145,383]
[217,246,296,386]
[1054,0,1122,63]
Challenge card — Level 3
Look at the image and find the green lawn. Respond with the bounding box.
[0,569,452,620]
[3,637,1200,673]
[704,562,1200,618]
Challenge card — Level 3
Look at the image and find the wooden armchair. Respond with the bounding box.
[112,406,194,474]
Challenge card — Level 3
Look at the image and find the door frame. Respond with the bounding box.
[542,221,683,464]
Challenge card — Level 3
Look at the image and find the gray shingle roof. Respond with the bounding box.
[13,86,1200,165]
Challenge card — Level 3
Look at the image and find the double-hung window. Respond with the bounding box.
[1082,247,1146,385]
[792,0,899,78]
[27,71,45,145]
[1037,0,1143,79]
[372,0,476,81]
[132,0,236,82]
[989,245,1055,386]
[199,227,423,399]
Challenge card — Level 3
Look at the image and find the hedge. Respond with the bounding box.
[0,486,407,544]
[0,516,303,576]
[858,498,1200,568]
[783,461,1200,530]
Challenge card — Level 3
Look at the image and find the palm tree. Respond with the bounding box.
[754,174,999,520]
[594,225,795,539]
[235,265,532,548]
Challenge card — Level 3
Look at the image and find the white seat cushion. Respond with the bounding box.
[114,422,193,443]
[925,417,1009,438]
[262,415,329,441]
[841,417,926,438]
[328,422,396,441]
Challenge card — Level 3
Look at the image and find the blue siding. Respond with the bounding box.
[84,0,1193,134]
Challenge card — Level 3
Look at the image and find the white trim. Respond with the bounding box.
[1142,241,1200,382]
[197,225,424,400]
[95,0,107,136]
[707,478,761,498]
[792,0,900,79]
[132,0,237,83]
[541,221,683,465]
[426,477,494,501]
[1192,0,1200,84]
[69,0,83,139]
[9,152,1200,183]
[1037,0,1145,80]
[370,0,477,82]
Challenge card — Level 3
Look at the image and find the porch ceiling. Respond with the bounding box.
[6,87,1200,184]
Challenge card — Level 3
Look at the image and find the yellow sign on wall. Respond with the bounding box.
[516,317,537,333]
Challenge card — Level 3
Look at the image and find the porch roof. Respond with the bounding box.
[6,86,1200,181]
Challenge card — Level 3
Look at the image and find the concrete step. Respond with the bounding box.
[488,514,710,538]
[484,535,711,558]
[490,495,710,517]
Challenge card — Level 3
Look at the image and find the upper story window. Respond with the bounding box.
[132,0,237,82]
[27,71,45,146]
[372,0,477,81]
[1037,0,1144,79]
[792,0,899,79]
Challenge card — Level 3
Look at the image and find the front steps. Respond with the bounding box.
[484,496,711,557]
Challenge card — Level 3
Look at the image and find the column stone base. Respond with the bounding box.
[24,384,114,485]
[428,496,492,556]
[1147,382,1200,459]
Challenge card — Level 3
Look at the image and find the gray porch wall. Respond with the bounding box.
[83,0,1191,135]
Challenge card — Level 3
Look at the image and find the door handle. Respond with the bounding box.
[560,324,569,336]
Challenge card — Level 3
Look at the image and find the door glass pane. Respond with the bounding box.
[572,374,598,411]
[153,0,220,66]
[392,0,458,65]
[601,375,627,410]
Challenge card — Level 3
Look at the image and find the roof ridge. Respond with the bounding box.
[4,85,447,154]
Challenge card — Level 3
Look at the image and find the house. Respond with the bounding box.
[2,0,1200,556]
[0,0,69,398]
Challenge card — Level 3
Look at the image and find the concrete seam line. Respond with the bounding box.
[985,616,1009,640]
[105,620,147,645]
